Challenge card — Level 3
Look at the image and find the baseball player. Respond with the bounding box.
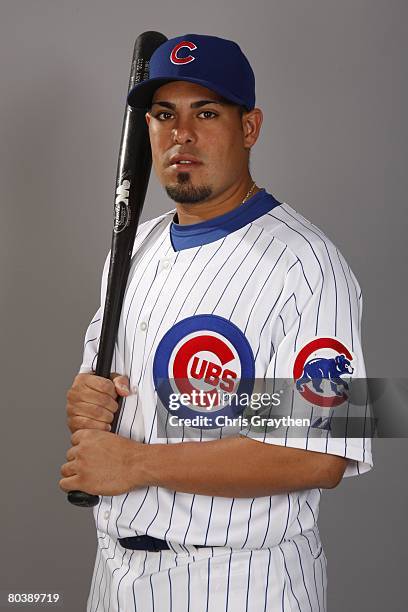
[60,34,373,611]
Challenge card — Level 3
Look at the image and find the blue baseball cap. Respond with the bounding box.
[127,33,256,111]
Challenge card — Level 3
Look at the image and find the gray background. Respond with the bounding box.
[0,0,406,610]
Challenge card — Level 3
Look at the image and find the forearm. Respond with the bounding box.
[139,435,346,498]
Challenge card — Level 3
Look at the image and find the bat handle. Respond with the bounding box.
[67,396,124,507]
[67,490,100,507]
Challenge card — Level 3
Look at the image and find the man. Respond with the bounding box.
[60,34,372,611]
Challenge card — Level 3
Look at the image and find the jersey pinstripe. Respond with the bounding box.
[80,191,372,610]
[80,196,372,545]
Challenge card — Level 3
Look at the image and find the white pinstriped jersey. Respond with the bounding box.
[79,188,372,551]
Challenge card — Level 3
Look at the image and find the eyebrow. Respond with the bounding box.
[150,99,225,110]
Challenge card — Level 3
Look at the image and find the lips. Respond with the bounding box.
[168,154,202,167]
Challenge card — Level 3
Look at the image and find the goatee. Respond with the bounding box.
[165,172,212,204]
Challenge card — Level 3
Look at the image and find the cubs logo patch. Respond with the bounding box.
[153,315,255,428]
[293,337,354,407]
[170,41,197,65]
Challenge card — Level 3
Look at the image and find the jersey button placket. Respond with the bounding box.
[133,251,176,352]
[161,259,172,272]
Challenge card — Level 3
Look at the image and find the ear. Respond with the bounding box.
[145,111,151,126]
[242,108,263,149]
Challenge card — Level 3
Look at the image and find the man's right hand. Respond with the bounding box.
[66,373,131,434]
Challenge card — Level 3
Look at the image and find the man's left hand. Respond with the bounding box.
[59,430,146,496]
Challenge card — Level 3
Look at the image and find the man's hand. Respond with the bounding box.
[59,429,147,496]
[66,372,131,434]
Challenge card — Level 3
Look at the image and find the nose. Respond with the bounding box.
[171,116,196,144]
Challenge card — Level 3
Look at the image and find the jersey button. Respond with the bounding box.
[140,322,148,331]
[162,260,171,270]
[103,511,110,520]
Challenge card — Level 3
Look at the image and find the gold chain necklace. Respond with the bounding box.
[242,181,257,204]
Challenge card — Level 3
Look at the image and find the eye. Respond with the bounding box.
[154,111,174,121]
[198,110,218,119]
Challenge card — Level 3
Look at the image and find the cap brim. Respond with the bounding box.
[127,76,248,109]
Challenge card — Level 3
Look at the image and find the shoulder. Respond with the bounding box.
[254,198,360,291]
[129,209,175,255]
[135,209,175,240]
[255,198,339,262]
[100,208,175,277]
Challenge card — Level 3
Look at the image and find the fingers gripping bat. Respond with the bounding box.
[67,31,168,508]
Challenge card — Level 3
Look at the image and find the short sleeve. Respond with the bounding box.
[240,242,373,478]
[78,250,125,376]
[77,214,168,377]
[78,306,102,374]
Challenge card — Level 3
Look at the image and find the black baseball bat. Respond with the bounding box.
[68,31,168,508]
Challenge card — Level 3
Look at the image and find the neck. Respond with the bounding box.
[174,176,261,225]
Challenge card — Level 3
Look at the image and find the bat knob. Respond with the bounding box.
[67,490,100,507]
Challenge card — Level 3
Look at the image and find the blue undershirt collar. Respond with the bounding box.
[170,188,281,251]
